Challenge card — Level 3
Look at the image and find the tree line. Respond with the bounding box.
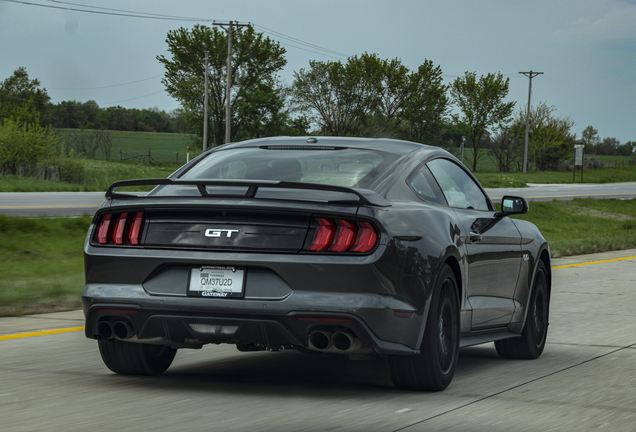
[2,25,634,179]
[0,70,187,134]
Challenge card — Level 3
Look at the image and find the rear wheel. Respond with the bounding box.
[495,260,549,359]
[387,264,460,391]
[98,339,177,375]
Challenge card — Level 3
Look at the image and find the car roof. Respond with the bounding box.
[215,136,438,157]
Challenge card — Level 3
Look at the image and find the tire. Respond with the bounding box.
[495,260,549,359]
[98,339,177,375]
[387,264,460,391]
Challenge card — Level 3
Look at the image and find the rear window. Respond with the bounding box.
[180,147,399,188]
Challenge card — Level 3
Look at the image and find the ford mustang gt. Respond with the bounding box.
[82,136,551,391]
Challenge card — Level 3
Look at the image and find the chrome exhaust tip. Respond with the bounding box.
[308,331,333,350]
[113,321,134,340]
[332,331,355,351]
[97,321,113,339]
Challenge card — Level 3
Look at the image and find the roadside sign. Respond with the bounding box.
[574,145,584,167]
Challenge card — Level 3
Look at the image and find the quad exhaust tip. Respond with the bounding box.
[97,320,135,340]
[308,330,332,350]
[308,330,372,354]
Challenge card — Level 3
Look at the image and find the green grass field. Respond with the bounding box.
[474,165,636,188]
[58,128,198,164]
[0,215,92,316]
[510,198,636,257]
[0,159,177,192]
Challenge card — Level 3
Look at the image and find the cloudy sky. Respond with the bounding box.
[1,0,634,143]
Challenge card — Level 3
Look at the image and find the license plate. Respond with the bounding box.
[188,266,245,298]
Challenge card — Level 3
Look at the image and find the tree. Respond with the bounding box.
[619,141,635,157]
[0,119,60,174]
[157,25,290,147]
[489,127,523,172]
[292,54,381,136]
[0,67,51,125]
[449,72,515,171]
[581,126,600,154]
[292,53,448,140]
[597,137,620,156]
[405,61,449,144]
[511,102,575,171]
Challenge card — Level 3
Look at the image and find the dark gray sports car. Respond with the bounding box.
[82,136,550,391]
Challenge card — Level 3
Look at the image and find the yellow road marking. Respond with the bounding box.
[553,255,636,269]
[0,326,84,341]
[0,205,99,209]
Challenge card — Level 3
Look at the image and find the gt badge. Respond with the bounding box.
[205,229,239,238]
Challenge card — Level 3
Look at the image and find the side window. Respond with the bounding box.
[407,165,447,205]
[427,159,490,211]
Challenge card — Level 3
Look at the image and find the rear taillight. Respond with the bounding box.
[97,214,112,245]
[306,218,378,254]
[95,212,145,246]
[128,212,144,245]
[308,218,336,251]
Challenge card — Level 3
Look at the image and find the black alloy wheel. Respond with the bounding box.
[387,264,460,391]
[495,260,549,359]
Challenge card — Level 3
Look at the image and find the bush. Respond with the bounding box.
[56,157,86,184]
[0,119,60,173]
[584,157,604,169]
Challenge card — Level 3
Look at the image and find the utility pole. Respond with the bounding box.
[203,51,209,151]
[225,22,233,145]
[201,21,251,149]
[519,71,543,173]
[217,21,250,145]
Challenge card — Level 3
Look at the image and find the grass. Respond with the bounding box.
[1,198,635,316]
[510,198,636,257]
[0,159,178,192]
[58,129,196,164]
[0,215,92,316]
[474,165,636,188]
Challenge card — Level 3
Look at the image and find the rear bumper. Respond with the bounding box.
[82,284,422,355]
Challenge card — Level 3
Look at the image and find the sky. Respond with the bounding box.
[1,0,635,143]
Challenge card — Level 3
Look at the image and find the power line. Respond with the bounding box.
[1,0,247,24]
[253,24,350,58]
[101,90,166,105]
[48,75,163,90]
[2,0,348,60]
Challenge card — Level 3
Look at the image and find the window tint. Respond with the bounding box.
[407,165,446,205]
[427,159,490,211]
[181,147,399,188]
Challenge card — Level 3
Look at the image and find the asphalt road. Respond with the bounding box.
[1,249,635,431]
[1,182,636,216]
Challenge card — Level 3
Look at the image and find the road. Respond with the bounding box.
[1,248,635,431]
[0,192,105,217]
[2,182,636,216]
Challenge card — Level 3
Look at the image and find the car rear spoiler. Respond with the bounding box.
[105,178,391,207]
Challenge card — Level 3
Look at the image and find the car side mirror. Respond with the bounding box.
[496,196,528,217]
